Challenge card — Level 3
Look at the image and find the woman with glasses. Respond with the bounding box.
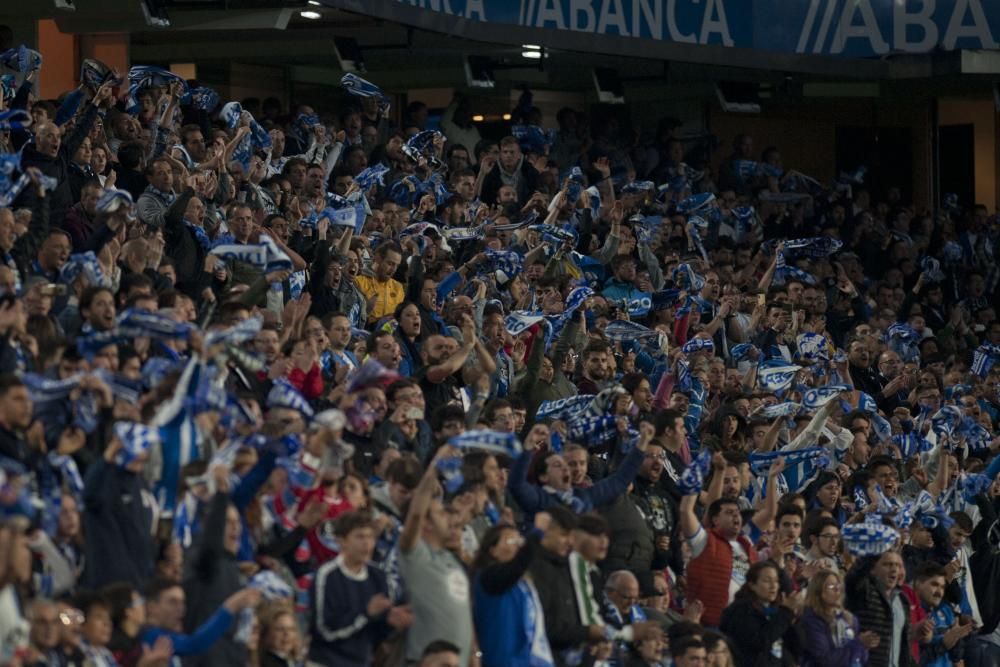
[718,560,802,666]
[799,570,878,666]
[472,522,552,667]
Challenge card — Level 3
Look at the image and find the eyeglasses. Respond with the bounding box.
[824,583,843,591]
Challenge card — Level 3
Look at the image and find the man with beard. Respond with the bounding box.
[355,241,404,325]
[753,302,796,363]
[171,125,208,170]
[631,441,681,574]
[367,331,402,372]
[417,326,475,414]
[480,136,540,205]
[847,337,882,399]
[577,341,612,394]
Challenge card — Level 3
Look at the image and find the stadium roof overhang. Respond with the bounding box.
[10,0,1000,88]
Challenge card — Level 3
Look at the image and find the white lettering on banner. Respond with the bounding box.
[570,0,597,32]
[537,0,567,28]
[701,0,734,46]
[812,0,839,53]
[798,0,998,55]
[894,0,937,53]
[831,0,889,55]
[465,0,487,20]
[634,0,662,41]
[597,0,630,36]
[796,0,820,53]
[943,0,997,50]
[666,0,698,43]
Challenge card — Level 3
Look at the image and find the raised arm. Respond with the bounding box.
[399,450,444,554]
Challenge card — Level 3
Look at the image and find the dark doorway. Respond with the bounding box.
[835,126,913,204]
[938,124,975,209]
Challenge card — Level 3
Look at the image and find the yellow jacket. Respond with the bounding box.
[354,274,404,323]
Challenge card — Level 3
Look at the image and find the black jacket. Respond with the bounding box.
[480,158,541,206]
[80,459,154,589]
[719,597,800,667]
[17,104,100,224]
[845,558,915,667]
[970,494,1000,634]
[600,493,669,577]
[529,546,590,666]
[182,492,246,667]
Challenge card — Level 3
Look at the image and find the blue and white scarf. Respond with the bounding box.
[449,430,523,458]
[841,522,899,557]
[678,449,712,496]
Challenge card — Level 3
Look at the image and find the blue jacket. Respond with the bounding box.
[140,607,235,656]
[920,602,963,667]
[508,446,645,518]
[473,536,543,667]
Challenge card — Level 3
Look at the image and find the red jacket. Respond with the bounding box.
[288,363,323,400]
[900,584,925,663]
[298,486,354,564]
[686,527,758,627]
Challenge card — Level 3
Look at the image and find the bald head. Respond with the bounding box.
[605,570,640,614]
[35,122,61,157]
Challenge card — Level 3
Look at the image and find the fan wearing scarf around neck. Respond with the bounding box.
[472,515,557,667]
[506,416,651,521]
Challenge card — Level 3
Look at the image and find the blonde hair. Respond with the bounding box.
[805,569,854,629]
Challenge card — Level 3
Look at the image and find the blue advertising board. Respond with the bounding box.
[329,0,1000,59]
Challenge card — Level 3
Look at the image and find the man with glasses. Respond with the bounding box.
[602,570,664,663]
[803,516,843,575]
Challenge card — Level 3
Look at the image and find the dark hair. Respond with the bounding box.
[949,511,973,534]
[431,404,465,433]
[575,512,610,537]
[545,505,579,532]
[671,636,705,659]
[386,455,422,489]
[620,372,648,394]
[472,523,520,571]
[0,373,25,395]
[803,513,839,548]
[366,330,394,355]
[117,142,145,169]
[914,561,947,582]
[867,455,896,475]
[73,590,111,617]
[333,509,375,537]
[79,285,114,313]
[374,240,403,259]
[654,409,684,436]
[421,640,460,659]
[100,583,136,627]
[145,577,182,603]
[701,631,733,660]
[706,498,740,525]
[483,399,512,425]
[775,503,804,526]
[734,560,781,602]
